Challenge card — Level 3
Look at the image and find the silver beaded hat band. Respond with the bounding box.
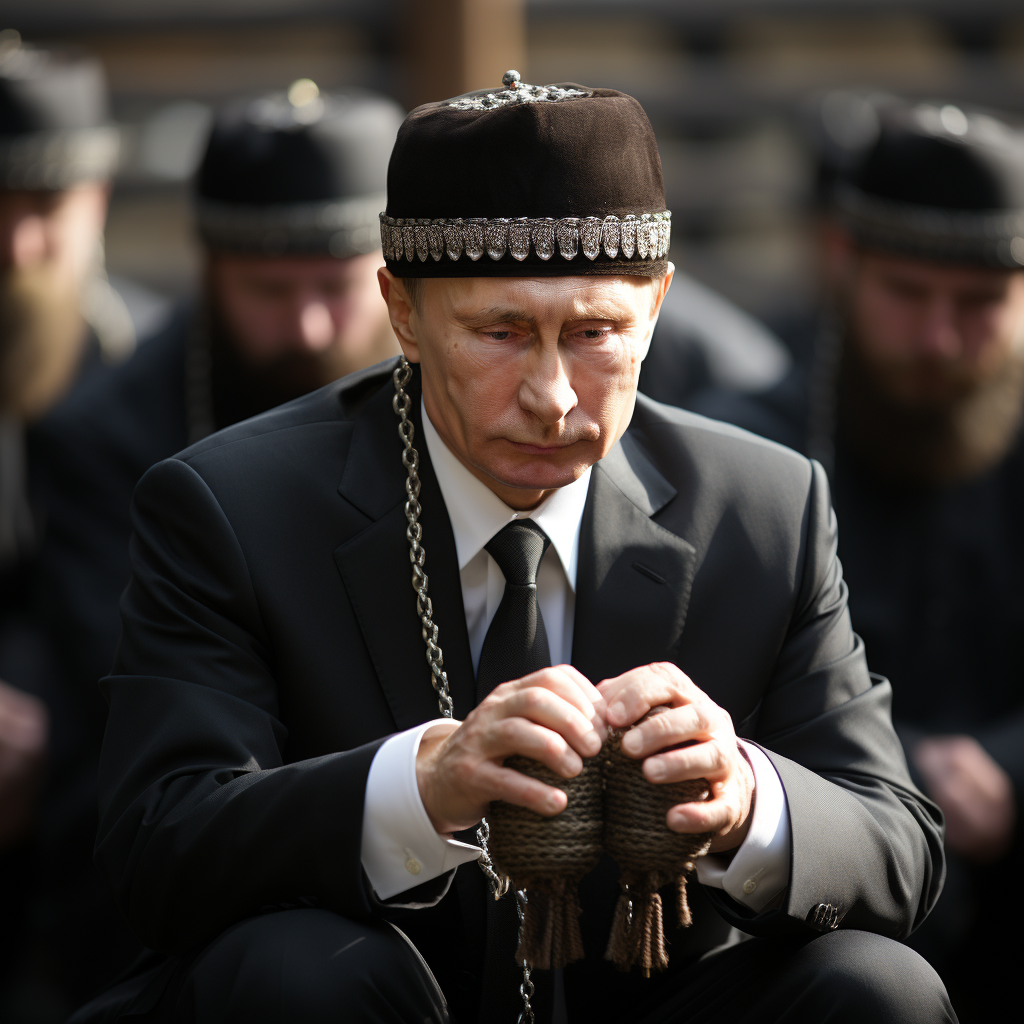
[834,184,1024,270]
[380,211,671,265]
[196,194,386,257]
[0,126,121,190]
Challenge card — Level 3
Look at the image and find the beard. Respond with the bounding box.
[0,265,85,420]
[835,326,1024,489]
[205,292,359,431]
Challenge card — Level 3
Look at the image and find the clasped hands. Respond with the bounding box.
[416,663,755,855]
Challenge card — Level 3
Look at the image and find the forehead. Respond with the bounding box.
[422,274,656,318]
[860,250,1019,293]
[210,252,364,282]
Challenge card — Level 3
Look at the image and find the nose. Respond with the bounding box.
[918,295,962,358]
[297,301,336,352]
[518,348,577,424]
[0,215,48,270]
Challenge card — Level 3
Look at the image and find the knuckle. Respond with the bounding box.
[541,732,565,762]
[520,687,546,713]
[707,742,726,773]
[496,717,521,744]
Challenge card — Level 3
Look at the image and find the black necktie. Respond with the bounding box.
[475,519,552,703]
[474,518,557,1024]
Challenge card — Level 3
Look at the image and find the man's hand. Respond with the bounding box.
[0,679,49,851]
[913,735,1015,864]
[416,665,606,835]
[598,662,754,854]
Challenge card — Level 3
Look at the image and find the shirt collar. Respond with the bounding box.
[421,398,591,591]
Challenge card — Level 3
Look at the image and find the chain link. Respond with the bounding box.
[392,356,534,1024]
[392,357,454,719]
[516,889,536,1024]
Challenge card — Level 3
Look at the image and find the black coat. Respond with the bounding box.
[90,359,942,1021]
[0,332,121,1016]
[692,367,1024,1011]
[0,316,188,1013]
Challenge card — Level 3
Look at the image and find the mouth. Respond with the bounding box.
[506,439,579,455]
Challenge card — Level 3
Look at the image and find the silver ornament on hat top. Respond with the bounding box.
[445,69,591,112]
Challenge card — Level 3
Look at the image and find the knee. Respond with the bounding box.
[179,910,446,1024]
[797,931,954,1023]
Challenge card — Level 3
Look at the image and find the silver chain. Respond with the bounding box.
[392,356,454,718]
[392,356,534,1024]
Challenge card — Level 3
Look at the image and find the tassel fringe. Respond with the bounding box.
[516,877,586,970]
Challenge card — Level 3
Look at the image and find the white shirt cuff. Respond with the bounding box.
[361,719,482,901]
[695,739,791,913]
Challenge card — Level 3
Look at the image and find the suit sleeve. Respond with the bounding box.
[705,460,945,940]
[95,457,388,956]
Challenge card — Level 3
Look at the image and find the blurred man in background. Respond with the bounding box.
[696,99,1024,1022]
[1,36,128,587]
[0,34,129,1020]
[4,82,403,1021]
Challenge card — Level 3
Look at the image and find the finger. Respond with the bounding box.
[476,760,568,817]
[620,702,714,758]
[489,716,585,777]
[493,688,601,759]
[666,792,736,835]
[641,738,734,785]
[495,674,604,751]
[547,665,608,730]
[513,666,605,722]
[598,662,698,728]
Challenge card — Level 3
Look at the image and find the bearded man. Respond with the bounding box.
[8,84,405,1015]
[75,76,949,1024]
[696,100,1024,1020]
[0,39,125,579]
[0,39,125,1014]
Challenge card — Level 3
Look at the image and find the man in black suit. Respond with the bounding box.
[81,77,951,1023]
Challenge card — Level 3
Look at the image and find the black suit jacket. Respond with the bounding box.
[95,360,943,1021]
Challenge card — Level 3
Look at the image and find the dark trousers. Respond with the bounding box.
[158,909,956,1024]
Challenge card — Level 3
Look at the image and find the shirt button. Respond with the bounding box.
[742,879,757,894]
[405,857,422,875]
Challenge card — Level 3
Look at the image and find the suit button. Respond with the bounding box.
[806,902,840,931]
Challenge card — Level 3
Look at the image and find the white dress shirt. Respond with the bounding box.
[361,400,791,912]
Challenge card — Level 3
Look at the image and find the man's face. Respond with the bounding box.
[381,271,672,510]
[0,183,107,418]
[841,247,1024,408]
[207,250,395,394]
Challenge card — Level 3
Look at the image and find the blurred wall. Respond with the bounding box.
[7,0,1024,340]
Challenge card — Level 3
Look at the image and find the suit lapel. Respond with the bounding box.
[334,366,475,730]
[571,431,697,684]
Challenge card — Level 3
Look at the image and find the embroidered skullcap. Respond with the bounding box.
[194,85,404,257]
[381,71,671,277]
[0,37,119,190]
[833,100,1024,268]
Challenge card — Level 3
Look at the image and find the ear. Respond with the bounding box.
[637,263,675,362]
[378,268,422,363]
